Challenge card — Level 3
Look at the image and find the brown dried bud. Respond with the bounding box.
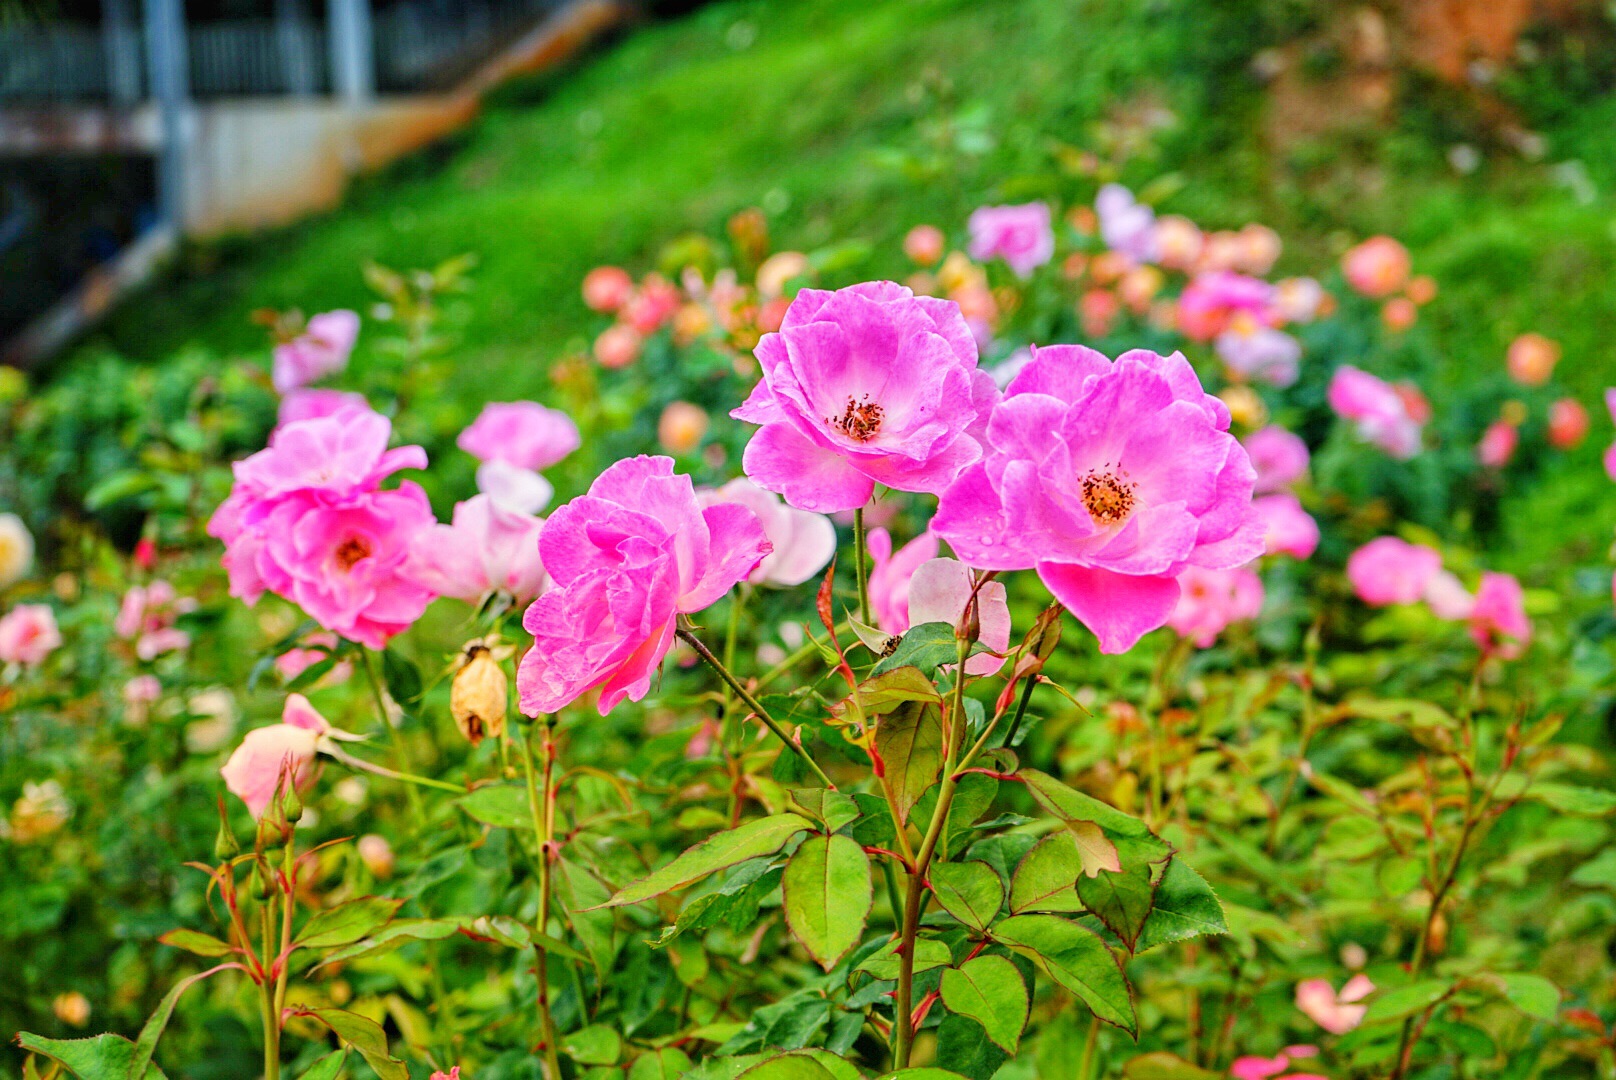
[451,645,508,746]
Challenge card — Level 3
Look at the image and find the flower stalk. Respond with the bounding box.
[522,718,564,1080]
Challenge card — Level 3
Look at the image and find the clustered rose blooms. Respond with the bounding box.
[208,405,437,650]
[1168,564,1264,647]
[1347,537,1531,656]
[220,694,342,818]
[696,479,836,588]
[1176,270,1274,342]
[272,309,360,394]
[933,344,1265,653]
[517,456,770,716]
[967,202,1055,278]
[0,603,61,666]
[1328,365,1425,459]
[1215,320,1302,387]
[407,494,549,604]
[732,281,998,512]
[114,579,196,660]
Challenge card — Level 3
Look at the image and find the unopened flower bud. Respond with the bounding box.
[281,781,304,825]
[215,817,240,861]
[451,646,508,747]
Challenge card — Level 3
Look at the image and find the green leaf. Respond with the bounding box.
[687,1051,860,1080]
[738,1055,840,1080]
[1121,1052,1221,1079]
[1078,864,1156,951]
[596,814,811,908]
[1019,770,1166,872]
[857,937,952,981]
[1134,860,1227,953]
[563,1024,622,1065]
[295,897,403,949]
[302,1007,408,1080]
[1525,783,1616,816]
[1362,980,1452,1024]
[316,917,465,966]
[1009,833,1085,914]
[782,834,873,970]
[873,692,944,826]
[156,928,235,958]
[934,1013,1007,1080]
[834,667,942,724]
[130,965,233,1079]
[788,789,862,834]
[296,1049,348,1080]
[381,648,423,708]
[628,1047,694,1080]
[928,861,1004,933]
[456,784,535,830]
[992,914,1135,1035]
[939,955,1027,1052]
[876,1071,972,1079]
[83,469,158,512]
[872,622,958,676]
[1571,847,1616,889]
[14,1033,167,1080]
[1476,973,1560,1022]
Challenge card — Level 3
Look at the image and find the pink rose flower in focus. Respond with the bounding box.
[698,479,836,588]
[0,604,61,666]
[1469,571,1531,659]
[1328,366,1424,459]
[866,528,940,634]
[220,694,335,819]
[1341,236,1410,298]
[517,456,770,716]
[1169,564,1264,647]
[278,388,370,426]
[408,494,548,603]
[272,310,360,394]
[1346,537,1442,606]
[967,202,1056,278]
[933,345,1265,654]
[731,281,997,513]
[1243,427,1310,494]
[1295,974,1373,1034]
[1254,493,1319,559]
[457,401,581,472]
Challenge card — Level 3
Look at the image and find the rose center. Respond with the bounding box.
[335,535,373,571]
[1081,467,1137,526]
[826,394,884,442]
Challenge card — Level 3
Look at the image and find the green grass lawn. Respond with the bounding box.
[55,0,1616,570]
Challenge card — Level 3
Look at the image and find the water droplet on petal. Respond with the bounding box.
[979,534,995,546]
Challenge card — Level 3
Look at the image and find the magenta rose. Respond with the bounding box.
[517,456,770,716]
[1328,366,1425,460]
[457,401,582,472]
[1168,564,1264,648]
[933,345,1265,654]
[1254,493,1319,560]
[272,310,360,394]
[1469,571,1531,658]
[1346,536,1441,606]
[732,281,998,513]
[1242,426,1309,494]
[967,202,1056,278]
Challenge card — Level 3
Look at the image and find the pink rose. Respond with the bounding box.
[908,558,1012,675]
[1177,271,1275,341]
[1095,185,1157,263]
[1476,419,1518,468]
[1216,323,1302,387]
[1230,1056,1290,1080]
[517,456,770,716]
[582,266,634,313]
[1422,570,1474,621]
[272,310,360,394]
[1328,366,1424,459]
[407,494,549,603]
[1346,537,1441,606]
[0,604,61,666]
[429,1069,461,1080]
[114,579,196,659]
[1506,332,1560,386]
[1469,571,1530,659]
[967,202,1056,277]
[732,281,998,513]
[697,479,837,588]
[934,345,1265,654]
[903,225,946,266]
[457,401,581,472]
[1547,398,1589,449]
[866,528,941,634]
[277,389,369,426]
[275,633,351,684]
[1342,236,1410,298]
[220,694,333,818]
[1169,564,1264,647]
[1272,277,1327,323]
[1295,974,1373,1034]
[476,460,554,515]
[1254,493,1319,559]
[123,674,162,705]
[1243,427,1310,494]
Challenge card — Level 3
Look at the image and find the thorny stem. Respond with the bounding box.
[755,619,852,689]
[853,508,872,627]
[721,590,747,824]
[259,889,280,1080]
[522,720,564,1080]
[676,626,835,789]
[893,633,972,1069]
[361,648,423,820]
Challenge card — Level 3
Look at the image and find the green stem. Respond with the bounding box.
[260,896,281,1080]
[361,649,423,820]
[676,626,835,789]
[853,507,872,627]
[270,835,295,1057]
[998,672,1038,754]
[756,620,852,690]
[1078,1013,1100,1080]
[324,745,466,794]
[522,721,564,1080]
[893,633,971,1069]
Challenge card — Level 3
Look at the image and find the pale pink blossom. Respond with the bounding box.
[114,579,196,659]
[732,281,997,513]
[1469,571,1531,659]
[1328,366,1424,459]
[1243,427,1310,493]
[866,528,940,635]
[123,674,162,706]
[0,604,60,666]
[967,202,1056,278]
[1272,277,1327,323]
[1095,185,1157,263]
[272,310,360,394]
[1169,564,1264,647]
[1506,332,1560,386]
[903,225,946,266]
[277,388,370,426]
[457,402,581,472]
[698,479,836,588]
[517,456,769,716]
[594,324,643,368]
[275,633,351,684]
[620,274,680,335]
[1254,493,1319,559]
[905,558,1012,675]
[1342,236,1410,298]
[934,345,1265,654]
[476,460,554,515]
[220,694,333,818]
[429,1069,461,1080]
[1346,537,1441,606]
[407,494,548,603]
[1422,570,1474,620]
[1152,215,1203,270]
[1295,974,1373,1034]
[1216,323,1301,387]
